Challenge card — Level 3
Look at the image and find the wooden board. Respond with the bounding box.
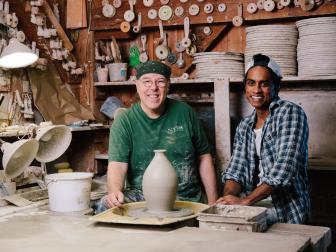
[66,0,87,29]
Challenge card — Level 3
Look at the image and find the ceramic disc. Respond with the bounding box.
[175,6,184,17]
[147,9,157,19]
[16,31,26,42]
[232,16,243,27]
[277,1,285,9]
[218,3,227,12]
[257,0,265,9]
[300,0,315,11]
[120,21,131,32]
[247,3,258,14]
[102,4,116,18]
[204,3,214,14]
[280,0,291,6]
[113,0,122,8]
[143,0,153,7]
[124,10,135,22]
[155,45,169,59]
[203,26,212,36]
[207,16,214,23]
[158,5,173,21]
[189,4,200,16]
[264,0,276,11]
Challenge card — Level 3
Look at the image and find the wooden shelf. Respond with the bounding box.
[95,153,108,160]
[94,75,336,87]
[69,125,110,132]
[0,125,110,138]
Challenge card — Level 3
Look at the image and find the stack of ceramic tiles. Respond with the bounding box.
[296,16,336,77]
[245,25,298,76]
[193,52,244,79]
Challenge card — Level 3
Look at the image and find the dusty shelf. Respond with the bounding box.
[94,75,336,87]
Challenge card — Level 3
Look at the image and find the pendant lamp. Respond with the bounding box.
[1,139,39,179]
[0,38,38,69]
[35,125,72,163]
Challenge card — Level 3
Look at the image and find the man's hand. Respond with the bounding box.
[216,195,249,206]
[104,191,125,208]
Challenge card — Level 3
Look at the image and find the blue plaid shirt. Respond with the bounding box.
[223,98,311,224]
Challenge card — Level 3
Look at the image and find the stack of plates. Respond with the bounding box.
[296,16,336,77]
[245,25,298,76]
[193,52,244,79]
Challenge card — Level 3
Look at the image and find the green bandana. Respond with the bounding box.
[136,61,171,79]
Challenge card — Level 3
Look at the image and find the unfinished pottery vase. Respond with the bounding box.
[142,150,177,212]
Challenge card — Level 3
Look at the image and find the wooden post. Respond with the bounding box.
[42,1,74,52]
[214,79,231,172]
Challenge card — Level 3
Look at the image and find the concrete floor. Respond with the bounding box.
[0,207,312,252]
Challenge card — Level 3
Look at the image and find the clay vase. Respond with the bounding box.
[142,150,177,213]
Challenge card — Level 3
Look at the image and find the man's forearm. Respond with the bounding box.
[223,180,242,196]
[243,183,275,205]
[107,161,127,193]
[199,154,218,204]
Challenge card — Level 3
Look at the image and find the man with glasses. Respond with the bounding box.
[216,54,310,224]
[96,61,218,212]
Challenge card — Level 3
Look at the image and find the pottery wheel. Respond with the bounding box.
[127,207,193,218]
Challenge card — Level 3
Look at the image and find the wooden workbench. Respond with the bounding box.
[0,206,329,252]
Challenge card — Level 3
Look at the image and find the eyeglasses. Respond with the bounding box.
[140,78,168,88]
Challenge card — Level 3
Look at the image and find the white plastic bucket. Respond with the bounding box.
[107,63,127,81]
[46,172,93,212]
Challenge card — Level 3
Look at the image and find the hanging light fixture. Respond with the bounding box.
[0,38,38,69]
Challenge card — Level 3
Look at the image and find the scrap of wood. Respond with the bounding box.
[66,0,87,29]
[3,195,33,207]
[42,1,74,52]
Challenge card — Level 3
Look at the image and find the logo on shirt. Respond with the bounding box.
[167,125,184,134]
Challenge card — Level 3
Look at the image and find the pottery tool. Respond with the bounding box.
[176,52,185,68]
[155,32,169,60]
[155,21,169,60]
[139,34,148,63]
[133,13,142,33]
[181,17,191,48]
[124,0,135,22]
[232,4,243,27]
[110,36,122,63]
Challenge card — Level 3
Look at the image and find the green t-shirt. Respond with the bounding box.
[108,99,210,202]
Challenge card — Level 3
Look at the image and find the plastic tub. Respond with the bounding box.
[107,63,127,81]
[46,172,93,212]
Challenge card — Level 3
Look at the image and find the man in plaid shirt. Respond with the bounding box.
[216,54,310,224]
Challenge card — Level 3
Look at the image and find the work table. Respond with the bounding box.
[0,205,331,252]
